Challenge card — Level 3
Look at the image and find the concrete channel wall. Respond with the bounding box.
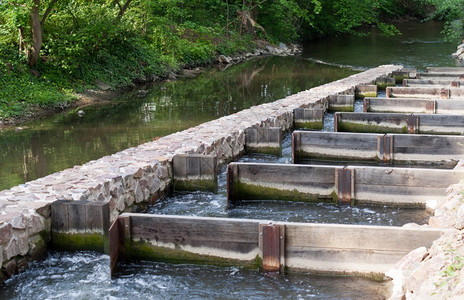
[227,162,464,207]
[109,213,445,276]
[0,65,401,280]
[292,131,464,167]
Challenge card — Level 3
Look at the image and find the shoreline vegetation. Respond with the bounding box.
[0,0,438,130]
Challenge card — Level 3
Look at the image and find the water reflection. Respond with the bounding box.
[303,21,457,70]
[0,57,356,191]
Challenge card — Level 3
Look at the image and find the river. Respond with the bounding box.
[0,21,458,299]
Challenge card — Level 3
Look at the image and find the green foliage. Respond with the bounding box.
[0,0,418,120]
[419,0,464,41]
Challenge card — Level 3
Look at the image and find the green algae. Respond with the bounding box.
[233,181,336,204]
[294,121,324,130]
[328,106,354,113]
[51,232,106,253]
[174,178,218,193]
[126,239,261,269]
[337,122,408,134]
[246,146,282,157]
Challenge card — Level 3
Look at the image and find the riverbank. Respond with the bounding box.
[0,41,301,131]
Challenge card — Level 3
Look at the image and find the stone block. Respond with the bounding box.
[0,223,12,245]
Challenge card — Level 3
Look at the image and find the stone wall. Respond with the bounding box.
[0,65,401,281]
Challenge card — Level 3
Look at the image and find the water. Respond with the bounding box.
[303,21,457,71]
[0,252,389,300]
[148,133,431,226]
[0,58,356,191]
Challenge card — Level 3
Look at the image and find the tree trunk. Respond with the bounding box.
[28,0,42,67]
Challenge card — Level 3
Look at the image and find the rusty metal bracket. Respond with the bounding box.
[337,168,354,206]
[363,98,369,113]
[260,224,285,273]
[378,135,393,164]
[425,100,435,114]
[440,88,450,99]
[407,114,419,134]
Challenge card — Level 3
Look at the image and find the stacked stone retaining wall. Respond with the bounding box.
[0,65,401,280]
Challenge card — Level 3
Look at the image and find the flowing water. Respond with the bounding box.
[0,21,457,299]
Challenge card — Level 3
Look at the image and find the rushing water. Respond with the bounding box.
[148,133,431,226]
[1,251,389,300]
[0,21,457,299]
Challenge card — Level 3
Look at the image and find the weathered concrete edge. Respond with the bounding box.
[0,64,401,280]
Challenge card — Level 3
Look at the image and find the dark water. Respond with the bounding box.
[0,21,455,299]
[303,21,457,71]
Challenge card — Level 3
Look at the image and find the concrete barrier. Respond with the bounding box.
[51,200,109,253]
[363,98,435,114]
[375,76,396,89]
[403,79,461,88]
[335,112,418,134]
[417,72,464,80]
[426,67,464,74]
[292,131,464,167]
[392,69,417,83]
[293,107,324,130]
[335,112,464,135]
[386,87,452,99]
[109,213,445,276]
[292,131,383,163]
[328,94,355,112]
[226,162,464,207]
[173,154,217,193]
[435,99,464,115]
[355,85,377,99]
[363,98,464,115]
[245,127,282,155]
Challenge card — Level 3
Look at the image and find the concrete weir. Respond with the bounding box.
[109,213,445,277]
[335,112,464,135]
[292,131,464,167]
[0,65,401,279]
[226,162,464,207]
[363,97,464,115]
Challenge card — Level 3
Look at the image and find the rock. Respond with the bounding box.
[95,80,111,91]
[2,259,17,277]
[279,42,288,50]
[218,55,231,64]
[385,246,428,300]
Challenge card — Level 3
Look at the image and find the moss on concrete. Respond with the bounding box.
[174,178,217,193]
[126,239,261,269]
[234,181,335,204]
[328,106,354,113]
[51,232,105,253]
[337,122,408,134]
[246,146,282,157]
[355,92,377,99]
[294,121,324,130]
